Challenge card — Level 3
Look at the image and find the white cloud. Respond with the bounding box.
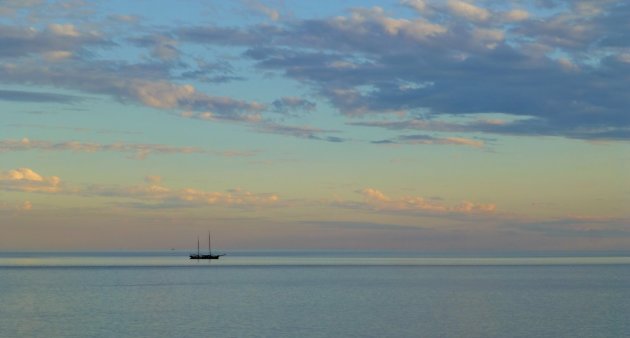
[473,28,504,49]
[47,23,81,37]
[42,50,73,61]
[4,167,43,181]
[246,0,280,21]
[133,82,196,109]
[447,0,490,22]
[444,137,483,147]
[0,168,62,193]
[503,9,529,22]
[401,0,428,13]
[331,7,447,42]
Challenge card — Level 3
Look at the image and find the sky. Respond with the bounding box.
[0,0,628,252]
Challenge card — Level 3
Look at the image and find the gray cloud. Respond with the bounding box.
[130,34,180,62]
[2,0,629,142]
[0,89,84,103]
[0,59,266,120]
[175,25,275,46]
[372,134,484,147]
[224,2,630,140]
[0,23,108,58]
[255,123,347,142]
[178,59,245,83]
[271,96,316,115]
[0,138,204,160]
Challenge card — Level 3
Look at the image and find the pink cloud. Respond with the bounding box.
[0,168,61,193]
[358,187,496,214]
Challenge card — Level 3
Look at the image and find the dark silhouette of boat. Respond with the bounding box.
[190,232,225,260]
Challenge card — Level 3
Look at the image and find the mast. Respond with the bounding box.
[197,236,200,256]
[208,231,212,255]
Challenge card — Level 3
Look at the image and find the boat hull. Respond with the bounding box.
[189,254,225,260]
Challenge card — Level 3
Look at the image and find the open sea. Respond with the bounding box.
[1,251,629,338]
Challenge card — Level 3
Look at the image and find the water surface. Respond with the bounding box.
[1,251,628,338]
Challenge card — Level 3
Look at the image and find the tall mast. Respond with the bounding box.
[208,231,212,255]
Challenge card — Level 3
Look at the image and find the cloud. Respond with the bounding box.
[0,137,258,159]
[503,9,529,22]
[48,23,81,37]
[447,0,490,22]
[372,134,484,148]
[175,25,273,46]
[0,167,280,209]
[0,89,83,103]
[0,23,106,58]
[0,0,44,16]
[401,0,428,13]
[108,14,140,24]
[513,216,630,238]
[228,1,630,140]
[271,97,316,115]
[131,34,180,62]
[0,137,205,160]
[0,200,34,212]
[0,57,266,123]
[1,0,629,142]
[0,168,62,193]
[244,0,281,21]
[255,123,346,142]
[331,7,448,41]
[178,59,245,83]
[352,187,496,214]
[20,200,33,211]
[85,182,280,209]
[42,50,74,61]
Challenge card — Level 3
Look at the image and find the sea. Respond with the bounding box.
[1,251,629,338]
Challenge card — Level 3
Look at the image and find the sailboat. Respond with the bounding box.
[190,232,225,259]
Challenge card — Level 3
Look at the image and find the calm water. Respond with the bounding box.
[1,251,629,338]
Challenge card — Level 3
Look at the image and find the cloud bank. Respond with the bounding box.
[0,1,627,142]
[0,168,279,209]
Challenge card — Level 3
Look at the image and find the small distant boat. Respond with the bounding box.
[190,232,225,260]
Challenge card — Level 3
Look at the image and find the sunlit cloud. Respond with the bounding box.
[0,168,280,209]
[244,0,281,21]
[345,187,497,214]
[503,9,529,22]
[0,0,626,252]
[372,134,484,148]
[0,138,258,159]
[447,0,490,22]
[85,181,280,209]
[20,200,33,211]
[0,168,62,193]
[0,200,33,212]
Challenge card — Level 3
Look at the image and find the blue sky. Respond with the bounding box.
[1,0,628,251]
